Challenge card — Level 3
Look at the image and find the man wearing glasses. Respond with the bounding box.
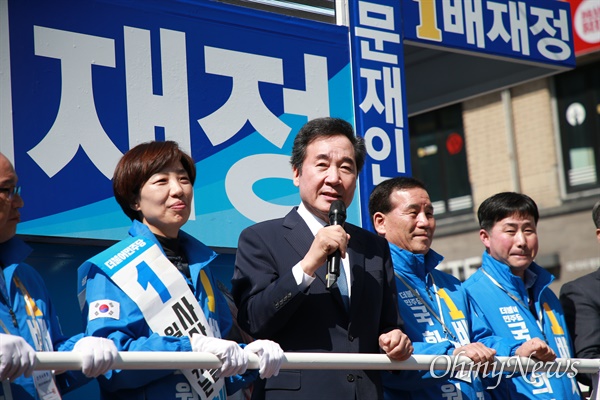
[0,182,21,243]
[0,152,118,400]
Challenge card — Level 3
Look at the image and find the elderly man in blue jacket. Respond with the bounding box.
[0,152,118,400]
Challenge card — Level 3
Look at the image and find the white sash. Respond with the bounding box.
[91,236,226,400]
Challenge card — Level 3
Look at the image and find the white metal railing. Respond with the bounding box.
[29,352,600,374]
[3,353,598,400]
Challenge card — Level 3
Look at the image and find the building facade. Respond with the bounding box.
[416,52,600,293]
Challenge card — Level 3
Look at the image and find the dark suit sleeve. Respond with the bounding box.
[379,239,404,334]
[232,224,306,338]
[560,277,600,386]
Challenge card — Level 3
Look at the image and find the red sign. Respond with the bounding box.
[446,133,464,156]
[569,0,600,56]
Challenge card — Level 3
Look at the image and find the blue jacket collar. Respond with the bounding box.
[128,220,217,270]
[0,236,32,267]
[389,242,444,279]
[480,251,553,296]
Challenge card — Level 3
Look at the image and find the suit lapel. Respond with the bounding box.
[282,209,330,289]
[346,224,365,317]
[283,208,315,260]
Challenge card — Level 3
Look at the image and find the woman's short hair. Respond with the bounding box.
[112,141,196,221]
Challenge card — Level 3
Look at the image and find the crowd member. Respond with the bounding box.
[232,117,413,400]
[77,141,283,400]
[369,177,553,399]
[560,200,600,397]
[0,152,118,399]
[463,192,581,399]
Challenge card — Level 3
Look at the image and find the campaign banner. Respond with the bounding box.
[348,0,410,230]
[568,0,600,56]
[402,0,576,69]
[2,0,356,247]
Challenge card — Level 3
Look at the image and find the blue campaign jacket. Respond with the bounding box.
[463,251,581,399]
[383,244,521,400]
[77,221,256,400]
[0,237,89,399]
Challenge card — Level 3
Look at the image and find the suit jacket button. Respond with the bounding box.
[348,335,354,341]
[347,374,355,382]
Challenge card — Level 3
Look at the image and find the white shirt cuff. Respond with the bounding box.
[292,262,315,289]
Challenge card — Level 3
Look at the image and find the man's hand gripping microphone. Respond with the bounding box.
[326,200,347,289]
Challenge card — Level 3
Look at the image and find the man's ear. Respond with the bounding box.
[372,212,386,236]
[292,167,300,187]
[479,228,490,248]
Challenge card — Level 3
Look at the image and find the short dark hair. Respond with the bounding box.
[592,201,600,229]
[369,177,427,219]
[290,117,366,175]
[478,192,539,231]
[112,141,196,221]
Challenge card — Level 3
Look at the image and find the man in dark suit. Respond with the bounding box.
[231,117,413,399]
[560,200,600,395]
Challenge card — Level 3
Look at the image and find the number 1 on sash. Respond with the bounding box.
[136,261,172,303]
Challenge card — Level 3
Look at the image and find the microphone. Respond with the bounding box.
[326,200,347,289]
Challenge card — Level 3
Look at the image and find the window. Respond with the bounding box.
[409,104,473,217]
[555,61,600,193]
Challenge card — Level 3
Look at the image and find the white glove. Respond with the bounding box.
[191,335,248,378]
[244,340,284,379]
[0,334,36,381]
[72,336,118,378]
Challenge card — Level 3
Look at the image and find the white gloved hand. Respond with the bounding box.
[0,334,36,381]
[72,336,118,378]
[244,340,284,379]
[191,335,248,378]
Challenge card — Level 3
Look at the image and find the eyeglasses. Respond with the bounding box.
[0,186,21,201]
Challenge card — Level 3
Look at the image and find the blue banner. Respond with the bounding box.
[3,0,357,247]
[402,0,575,68]
[348,0,411,231]
[2,0,576,246]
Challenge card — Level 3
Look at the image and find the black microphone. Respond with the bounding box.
[326,200,347,289]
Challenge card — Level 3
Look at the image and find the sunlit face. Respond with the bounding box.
[133,161,193,238]
[373,187,435,254]
[0,154,24,244]
[480,213,538,277]
[293,135,357,223]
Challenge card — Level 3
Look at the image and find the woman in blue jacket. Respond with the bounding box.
[77,141,283,400]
